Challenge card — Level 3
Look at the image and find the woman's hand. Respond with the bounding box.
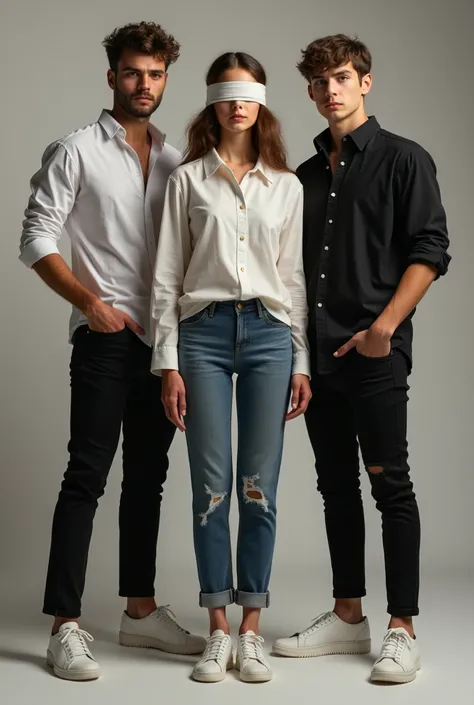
[161,370,187,432]
[286,373,312,421]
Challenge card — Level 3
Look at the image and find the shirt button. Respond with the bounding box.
[326,165,329,170]
[324,246,329,251]
[240,267,245,272]
[321,274,326,279]
[340,161,345,166]
[317,303,323,308]
[329,219,333,224]
[240,236,245,241]
[331,192,336,197]
[240,204,246,210]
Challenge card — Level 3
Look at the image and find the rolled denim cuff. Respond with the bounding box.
[235,590,270,608]
[199,588,235,608]
[388,604,419,617]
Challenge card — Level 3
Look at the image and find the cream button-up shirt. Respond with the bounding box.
[151,149,310,376]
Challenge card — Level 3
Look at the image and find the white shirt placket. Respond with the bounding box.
[123,137,157,274]
[235,177,251,298]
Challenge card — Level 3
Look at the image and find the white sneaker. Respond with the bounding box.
[119,605,206,655]
[192,630,233,683]
[370,627,420,683]
[46,622,100,681]
[236,631,273,683]
[273,611,371,657]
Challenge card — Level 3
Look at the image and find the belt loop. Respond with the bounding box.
[208,302,217,318]
[256,298,263,318]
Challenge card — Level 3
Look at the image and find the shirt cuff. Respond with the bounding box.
[151,345,179,376]
[407,251,451,279]
[292,351,311,379]
[19,239,61,268]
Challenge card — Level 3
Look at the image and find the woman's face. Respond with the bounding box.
[213,68,261,134]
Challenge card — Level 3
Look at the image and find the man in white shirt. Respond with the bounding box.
[19,22,205,681]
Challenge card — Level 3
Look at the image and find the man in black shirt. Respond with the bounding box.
[273,34,450,684]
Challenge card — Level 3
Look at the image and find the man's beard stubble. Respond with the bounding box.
[116,88,163,119]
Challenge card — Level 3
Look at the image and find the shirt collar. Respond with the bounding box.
[314,115,380,155]
[203,148,273,184]
[98,109,166,148]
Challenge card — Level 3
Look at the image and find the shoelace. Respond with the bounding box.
[378,630,411,664]
[298,612,334,637]
[155,605,189,634]
[203,633,229,662]
[240,633,265,663]
[59,627,94,658]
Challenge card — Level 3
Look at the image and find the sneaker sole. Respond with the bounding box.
[119,631,205,655]
[237,669,273,683]
[46,652,101,681]
[370,659,421,684]
[192,659,234,683]
[272,638,372,658]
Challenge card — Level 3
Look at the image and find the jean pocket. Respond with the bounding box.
[261,306,289,329]
[179,308,209,328]
[355,348,392,362]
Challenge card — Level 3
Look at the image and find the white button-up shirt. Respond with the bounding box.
[151,149,310,376]
[20,109,180,345]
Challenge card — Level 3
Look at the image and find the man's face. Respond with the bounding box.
[108,49,168,118]
[308,61,371,123]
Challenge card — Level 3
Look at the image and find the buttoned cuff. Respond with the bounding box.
[19,239,61,268]
[151,345,179,376]
[292,351,311,379]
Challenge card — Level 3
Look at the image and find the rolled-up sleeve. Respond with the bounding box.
[278,183,311,377]
[20,142,78,268]
[396,147,451,278]
[151,176,191,375]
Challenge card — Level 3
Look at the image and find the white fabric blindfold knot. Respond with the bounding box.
[206,81,267,106]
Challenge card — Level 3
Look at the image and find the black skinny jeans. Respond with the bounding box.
[305,349,420,617]
[43,326,176,618]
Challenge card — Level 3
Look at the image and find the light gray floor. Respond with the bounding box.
[1,566,472,705]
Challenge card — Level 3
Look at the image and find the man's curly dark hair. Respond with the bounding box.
[102,22,180,71]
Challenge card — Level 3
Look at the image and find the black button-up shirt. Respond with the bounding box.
[297,116,451,375]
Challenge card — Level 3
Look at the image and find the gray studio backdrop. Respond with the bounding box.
[1,0,472,615]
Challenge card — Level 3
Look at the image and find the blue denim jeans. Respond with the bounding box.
[178,299,292,609]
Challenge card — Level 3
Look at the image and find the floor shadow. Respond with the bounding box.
[0,647,49,674]
[88,624,201,667]
[367,679,414,687]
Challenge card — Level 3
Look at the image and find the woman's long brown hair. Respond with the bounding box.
[182,52,292,173]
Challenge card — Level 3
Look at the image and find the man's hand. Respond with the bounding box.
[161,370,187,432]
[286,374,312,421]
[334,324,392,359]
[84,297,145,335]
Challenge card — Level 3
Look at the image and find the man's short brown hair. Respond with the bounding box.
[102,22,180,72]
[297,34,371,83]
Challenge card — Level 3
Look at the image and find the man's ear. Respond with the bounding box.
[107,69,115,90]
[361,72,372,97]
[308,83,315,102]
